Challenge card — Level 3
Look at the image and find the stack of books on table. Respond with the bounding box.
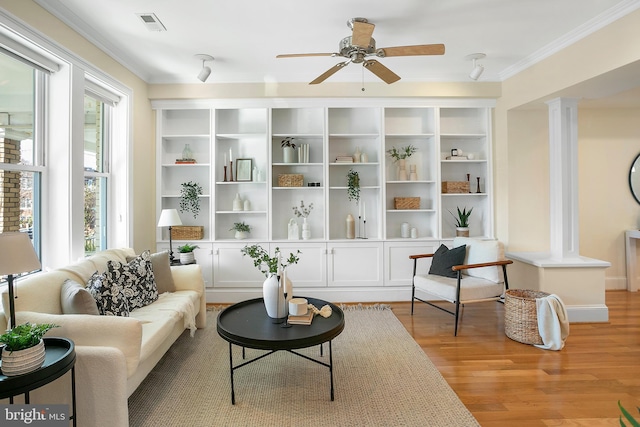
[335,156,354,163]
[287,311,314,325]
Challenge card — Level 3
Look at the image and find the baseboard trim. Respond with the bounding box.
[565,304,609,322]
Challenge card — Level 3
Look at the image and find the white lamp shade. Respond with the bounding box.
[158,209,182,227]
[0,232,41,276]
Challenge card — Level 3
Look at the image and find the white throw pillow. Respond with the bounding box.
[453,237,504,283]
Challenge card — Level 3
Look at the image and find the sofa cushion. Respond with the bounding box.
[86,271,130,316]
[109,251,158,310]
[428,244,466,278]
[127,251,175,294]
[414,273,505,303]
[453,237,504,283]
[61,279,100,315]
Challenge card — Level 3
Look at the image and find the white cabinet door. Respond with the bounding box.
[384,241,440,287]
[271,241,327,288]
[157,242,213,288]
[327,241,383,287]
[213,242,266,288]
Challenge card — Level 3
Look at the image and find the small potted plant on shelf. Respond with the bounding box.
[179,181,203,219]
[177,243,199,265]
[230,222,251,240]
[281,137,296,164]
[0,322,59,376]
[449,207,473,237]
[347,169,360,203]
[386,145,417,181]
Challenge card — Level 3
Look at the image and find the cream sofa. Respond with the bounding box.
[0,248,207,427]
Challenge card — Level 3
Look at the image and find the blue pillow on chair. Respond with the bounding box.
[428,244,466,278]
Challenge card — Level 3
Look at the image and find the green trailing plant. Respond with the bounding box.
[179,181,203,218]
[230,222,251,233]
[619,401,640,427]
[281,137,296,149]
[386,145,417,162]
[449,207,473,228]
[347,169,360,202]
[240,244,301,277]
[292,200,314,218]
[177,243,199,253]
[0,322,59,352]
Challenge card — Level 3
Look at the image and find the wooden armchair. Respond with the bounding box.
[410,237,513,336]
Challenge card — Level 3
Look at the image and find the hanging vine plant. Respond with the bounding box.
[347,169,360,203]
[179,181,203,218]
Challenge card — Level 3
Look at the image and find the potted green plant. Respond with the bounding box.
[386,145,417,180]
[240,244,301,319]
[281,137,296,163]
[449,207,473,237]
[179,181,203,219]
[0,322,59,376]
[347,169,360,203]
[177,243,199,265]
[230,222,251,240]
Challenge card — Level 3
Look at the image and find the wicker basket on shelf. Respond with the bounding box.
[504,289,550,345]
[171,226,204,240]
[277,174,303,187]
[393,197,420,210]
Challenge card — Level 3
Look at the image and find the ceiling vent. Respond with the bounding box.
[136,13,166,31]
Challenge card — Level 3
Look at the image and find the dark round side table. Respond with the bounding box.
[0,337,76,426]
[217,297,345,404]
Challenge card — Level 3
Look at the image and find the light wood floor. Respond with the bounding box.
[391,290,640,426]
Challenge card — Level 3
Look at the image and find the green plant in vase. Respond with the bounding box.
[0,322,59,352]
[179,181,203,218]
[347,169,360,203]
[230,222,251,239]
[176,243,199,265]
[449,207,473,237]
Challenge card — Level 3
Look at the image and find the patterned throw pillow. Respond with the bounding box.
[108,250,158,310]
[86,271,130,316]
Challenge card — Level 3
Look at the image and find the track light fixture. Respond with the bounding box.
[195,54,214,82]
[465,53,486,81]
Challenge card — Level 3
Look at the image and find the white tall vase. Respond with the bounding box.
[302,217,311,240]
[262,274,286,319]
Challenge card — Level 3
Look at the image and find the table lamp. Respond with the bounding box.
[157,209,182,265]
[0,232,42,329]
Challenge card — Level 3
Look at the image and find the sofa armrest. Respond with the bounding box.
[15,311,142,377]
[409,253,435,260]
[451,259,513,271]
[170,264,207,328]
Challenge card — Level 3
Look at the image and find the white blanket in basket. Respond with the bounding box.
[535,294,569,350]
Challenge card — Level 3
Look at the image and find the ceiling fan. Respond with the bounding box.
[276,17,445,85]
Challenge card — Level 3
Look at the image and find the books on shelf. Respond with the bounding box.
[175,159,197,164]
[287,310,314,325]
[335,156,354,163]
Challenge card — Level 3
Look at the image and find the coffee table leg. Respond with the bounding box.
[228,342,236,405]
[329,340,334,401]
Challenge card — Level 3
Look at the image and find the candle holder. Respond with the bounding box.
[229,161,234,182]
[223,165,228,182]
[476,176,481,193]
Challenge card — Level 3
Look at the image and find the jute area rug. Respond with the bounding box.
[128,305,479,426]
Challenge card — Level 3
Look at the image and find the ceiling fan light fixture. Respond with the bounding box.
[195,54,214,82]
[466,53,486,81]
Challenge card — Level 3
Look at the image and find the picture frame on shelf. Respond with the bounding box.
[236,158,253,182]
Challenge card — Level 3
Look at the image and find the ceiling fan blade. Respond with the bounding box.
[276,53,335,58]
[379,44,445,57]
[309,61,350,85]
[352,21,375,48]
[363,60,401,84]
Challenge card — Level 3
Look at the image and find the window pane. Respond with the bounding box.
[0,54,35,165]
[84,95,103,172]
[0,170,38,238]
[84,176,106,254]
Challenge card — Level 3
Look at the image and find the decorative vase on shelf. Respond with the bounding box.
[234,231,249,240]
[283,147,295,164]
[360,151,368,163]
[1,339,46,376]
[346,214,355,239]
[181,143,194,160]
[398,159,408,181]
[288,218,299,240]
[243,199,251,211]
[353,146,362,163]
[232,193,243,211]
[409,164,418,181]
[302,217,311,240]
[263,274,287,319]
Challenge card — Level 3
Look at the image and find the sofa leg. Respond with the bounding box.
[411,286,415,315]
[454,301,460,336]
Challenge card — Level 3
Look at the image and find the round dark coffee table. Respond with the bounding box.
[217,297,344,404]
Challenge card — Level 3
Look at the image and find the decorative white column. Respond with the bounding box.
[546,98,580,260]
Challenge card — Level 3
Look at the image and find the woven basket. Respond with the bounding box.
[277,174,303,187]
[394,197,420,210]
[504,289,550,345]
[171,226,204,240]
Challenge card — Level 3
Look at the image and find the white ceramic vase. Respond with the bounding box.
[1,339,46,376]
[263,274,287,319]
[302,217,310,240]
[283,147,295,163]
[234,231,248,240]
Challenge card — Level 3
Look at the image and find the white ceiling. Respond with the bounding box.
[35,0,638,86]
